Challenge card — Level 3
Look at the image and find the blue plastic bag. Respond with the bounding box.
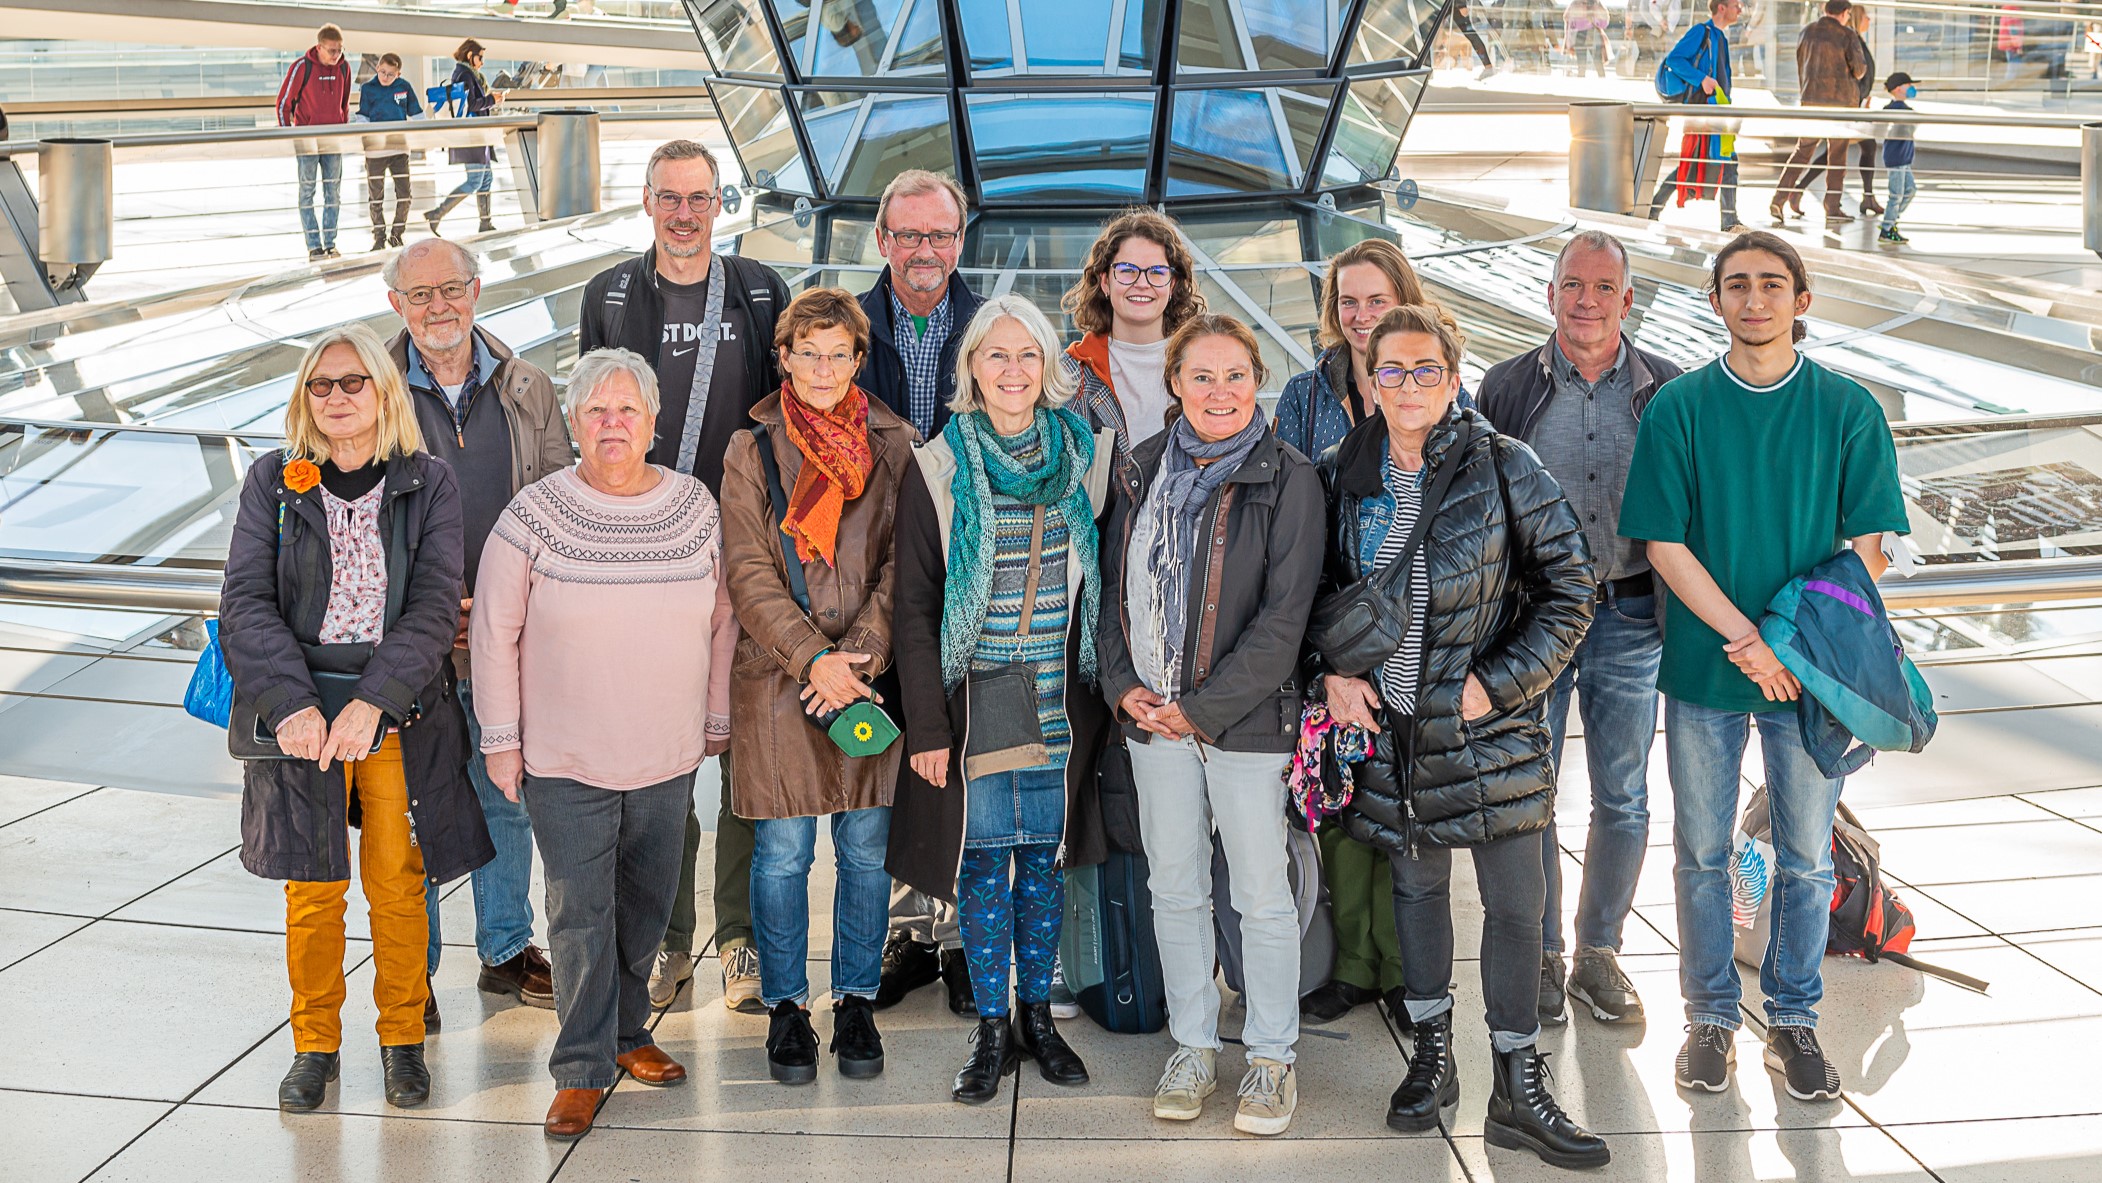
[184,619,235,728]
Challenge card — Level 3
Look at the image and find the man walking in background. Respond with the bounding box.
[277,24,353,261]
[1772,0,1868,224]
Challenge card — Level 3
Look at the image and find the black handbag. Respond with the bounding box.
[950,504,1051,781]
[1307,428,1473,677]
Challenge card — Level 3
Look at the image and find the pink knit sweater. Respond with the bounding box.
[470,465,736,791]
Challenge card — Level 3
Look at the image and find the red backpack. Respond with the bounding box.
[1828,802,1987,993]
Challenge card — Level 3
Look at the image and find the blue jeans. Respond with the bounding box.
[424,678,537,973]
[1881,165,1917,233]
[295,153,342,252]
[1543,589,1663,955]
[965,764,1065,848]
[1667,697,1843,1031]
[750,807,892,1007]
[450,162,494,197]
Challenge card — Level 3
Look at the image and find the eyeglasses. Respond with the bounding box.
[649,188,720,212]
[393,281,472,306]
[886,228,960,249]
[305,374,372,398]
[1111,262,1174,288]
[977,348,1044,371]
[787,349,859,372]
[1372,364,1450,389]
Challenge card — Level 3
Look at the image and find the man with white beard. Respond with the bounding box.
[386,238,576,1021]
[577,139,789,1014]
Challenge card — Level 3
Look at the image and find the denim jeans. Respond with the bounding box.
[965,764,1065,848]
[1667,696,1843,1031]
[1391,830,1545,1053]
[521,770,691,1090]
[1882,165,1917,233]
[1543,589,1663,955]
[450,162,494,197]
[294,153,342,253]
[1127,735,1299,1065]
[750,807,892,1007]
[424,679,538,973]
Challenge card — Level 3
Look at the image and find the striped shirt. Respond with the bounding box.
[972,497,1072,767]
[1366,455,1431,715]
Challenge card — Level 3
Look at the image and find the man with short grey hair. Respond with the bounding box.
[859,168,980,441]
[1475,229,1680,1030]
[386,237,574,1019]
[577,139,788,1015]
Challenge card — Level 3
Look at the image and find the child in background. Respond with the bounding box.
[1879,72,1918,245]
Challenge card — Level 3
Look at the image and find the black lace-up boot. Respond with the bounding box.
[1385,1009,1459,1132]
[1485,1046,1610,1169]
[1012,1001,1089,1085]
[952,1016,1018,1104]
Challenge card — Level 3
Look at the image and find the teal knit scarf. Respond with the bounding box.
[940,406,1100,695]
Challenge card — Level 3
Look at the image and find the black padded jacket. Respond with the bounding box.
[1315,409,1597,852]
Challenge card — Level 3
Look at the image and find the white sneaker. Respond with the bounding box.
[648,950,693,1009]
[1234,1058,1297,1136]
[1048,955,1081,1019]
[721,945,765,1014]
[1153,1045,1217,1121]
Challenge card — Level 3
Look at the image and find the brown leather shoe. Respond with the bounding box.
[479,944,555,1008]
[544,1087,603,1140]
[616,1045,687,1087]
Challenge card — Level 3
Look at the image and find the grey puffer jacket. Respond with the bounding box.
[1314,409,1596,851]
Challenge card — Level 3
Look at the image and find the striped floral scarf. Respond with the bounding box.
[778,381,874,566]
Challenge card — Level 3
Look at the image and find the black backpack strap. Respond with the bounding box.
[750,423,811,614]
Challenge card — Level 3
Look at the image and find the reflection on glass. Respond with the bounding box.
[965,92,1156,202]
[1178,0,1343,73]
[711,81,813,194]
[1321,72,1425,188]
[684,0,784,76]
[1166,84,1333,197]
[1893,418,2102,564]
[1352,0,1444,67]
[769,0,944,78]
[797,91,958,197]
[0,424,274,568]
[958,0,1164,76]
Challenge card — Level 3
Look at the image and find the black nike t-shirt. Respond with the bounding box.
[651,274,752,496]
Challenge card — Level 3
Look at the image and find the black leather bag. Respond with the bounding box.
[1307,430,1471,677]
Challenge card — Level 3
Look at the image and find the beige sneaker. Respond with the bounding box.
[1234,1058,1297,1136]
[647,950,692,1009]
[721,945,765,1014]
[1153,1045,1217,1121]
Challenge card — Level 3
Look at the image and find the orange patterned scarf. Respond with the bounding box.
[778,381,874,566]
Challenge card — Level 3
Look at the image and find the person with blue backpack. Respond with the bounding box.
[427,40,505,238]
[1646,0,1743,232]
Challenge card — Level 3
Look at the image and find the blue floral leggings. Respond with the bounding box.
[957,843,1062,1019]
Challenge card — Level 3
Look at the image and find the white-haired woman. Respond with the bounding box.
[888,294,1115,1104]
[469,347,737,1141]
[220,322,488,1114]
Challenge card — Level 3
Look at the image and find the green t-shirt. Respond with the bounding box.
[1619,354,1910,714]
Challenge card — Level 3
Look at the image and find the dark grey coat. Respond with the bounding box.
[220,449,493,884]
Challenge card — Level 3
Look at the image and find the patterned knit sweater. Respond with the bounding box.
[971,493,1072,768]
[469,464,737,791]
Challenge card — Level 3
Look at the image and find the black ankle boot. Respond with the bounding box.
[766,1000,820,1085]
[278,1051,338,1111]
[952,1016,1017,1104]
[1485,1045,1610,1169]
[1386,1010,1458,1132]
[1011,1001,1088,1086]
[940,948,977,1016]
[380,1043,430,1108]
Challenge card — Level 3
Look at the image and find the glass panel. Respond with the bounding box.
[1165,84,1334,197]
[768,0,945,78]
[685,0,784,76]
[796,91,958,198]
[1351,0,1445,67]
[1321,72,1426,188]
[964,92,1156,202]
[711,81,814,194]
[0,424,275,569]
[1178,0,1344,74]
[958,0,1165,76]
[1890,417,2102,565]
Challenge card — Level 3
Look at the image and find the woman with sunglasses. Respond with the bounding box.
[1308,305,1605,1169]
[1060,208,1208,487]
[220,323,490,1115]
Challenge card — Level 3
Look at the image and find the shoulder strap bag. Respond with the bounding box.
[752,423,901,759]
[1306,427,1476,678]
[951,504,1053,781]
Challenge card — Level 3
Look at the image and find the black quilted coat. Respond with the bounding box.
[1314,408,1596,852]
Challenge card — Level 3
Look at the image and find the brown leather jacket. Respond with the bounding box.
[721,391,915,820]
[1796,16,1867,107]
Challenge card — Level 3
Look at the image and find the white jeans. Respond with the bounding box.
[1127,735,1300,1065]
